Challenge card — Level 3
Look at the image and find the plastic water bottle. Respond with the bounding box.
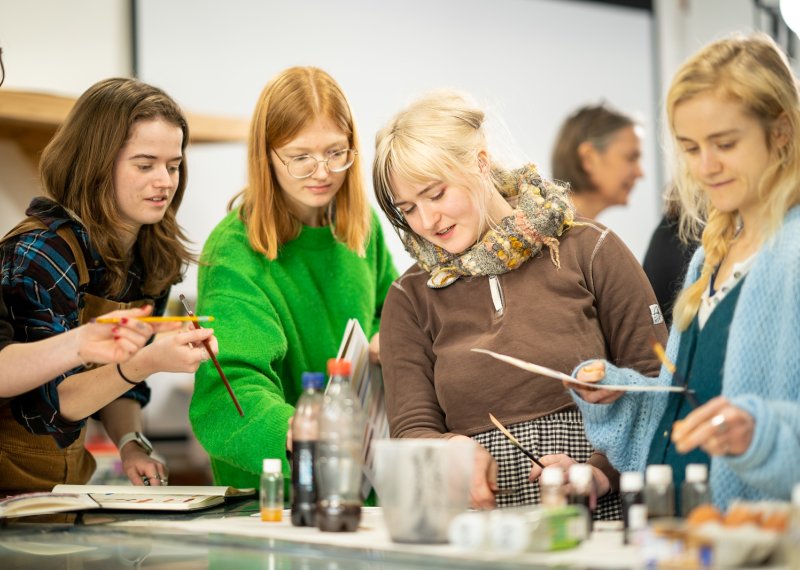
[645,464,675,519]
[316,358,365,532]
[291,371,324,527]
[620,471,645,545]
[680,463,711,517]
[260,458,284,522]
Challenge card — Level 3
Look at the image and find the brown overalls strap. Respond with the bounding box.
[0,218,152,494]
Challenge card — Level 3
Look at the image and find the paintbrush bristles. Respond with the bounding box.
[650,339,677,374]
[489,413,523,448]
[488,413,545,468]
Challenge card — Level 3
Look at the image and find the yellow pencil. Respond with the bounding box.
[95,316,215,324]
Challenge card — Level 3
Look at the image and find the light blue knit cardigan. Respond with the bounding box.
[572,206,800,510]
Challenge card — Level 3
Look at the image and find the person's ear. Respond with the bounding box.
[577,141,598,173]
[477,150,491,174]
[772,113,792,149]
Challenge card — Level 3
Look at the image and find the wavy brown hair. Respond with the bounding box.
[232,66,370,259]
[39,77,192,297]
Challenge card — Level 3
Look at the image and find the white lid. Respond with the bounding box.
[685,463,708,484]
[568,464,593,487]
[628,504,648,530]
[620,471,644,493]
[489,513,529,553]
[541,465,565,486]
[448,512,487,550]
[645,464,673,485]
[262,458,282,473]
[793,482,800,506]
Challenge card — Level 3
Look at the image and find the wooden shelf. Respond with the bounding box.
[0,88,248,162]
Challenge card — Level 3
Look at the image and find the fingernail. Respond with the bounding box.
[121,318,128,324]
[113,335,120,340]
[112,327,119,334]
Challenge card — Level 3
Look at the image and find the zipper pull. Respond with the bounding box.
[489,275,505,315]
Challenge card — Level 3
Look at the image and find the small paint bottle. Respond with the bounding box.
[539,465,567,507]
[260,458,284,522]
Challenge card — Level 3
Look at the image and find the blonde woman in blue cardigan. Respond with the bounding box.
[570,34,800,509]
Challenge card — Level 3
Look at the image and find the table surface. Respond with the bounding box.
[0,501,788,569]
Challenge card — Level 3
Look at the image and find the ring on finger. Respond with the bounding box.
[710,413,727,434]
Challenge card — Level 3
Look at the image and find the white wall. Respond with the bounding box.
[135,0,660,279]
[0,0,132,233]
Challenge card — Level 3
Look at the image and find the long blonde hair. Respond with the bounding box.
[233,67,370,259]
[669,34,800,331]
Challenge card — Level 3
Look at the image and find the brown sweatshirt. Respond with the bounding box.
[380,220,668,485]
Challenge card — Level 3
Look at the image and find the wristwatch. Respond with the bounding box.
[117,431,154,456]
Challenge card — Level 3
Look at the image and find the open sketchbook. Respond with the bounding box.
[334,318,388,499]
[0,485,254,518]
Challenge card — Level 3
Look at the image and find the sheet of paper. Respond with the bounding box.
[335,318,389,498]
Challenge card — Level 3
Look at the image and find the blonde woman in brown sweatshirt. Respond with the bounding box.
[373,90,666,518]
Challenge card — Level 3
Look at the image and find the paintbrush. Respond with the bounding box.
[489,413,545,468]
[649,338,700,409]
[179,294,244,417]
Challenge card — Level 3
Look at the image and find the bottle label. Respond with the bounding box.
[292,441,317,499]
[298,446,314,487]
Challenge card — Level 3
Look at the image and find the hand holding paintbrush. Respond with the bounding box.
[179,294,244,417]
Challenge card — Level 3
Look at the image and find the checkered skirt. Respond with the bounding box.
[472,409,622,520]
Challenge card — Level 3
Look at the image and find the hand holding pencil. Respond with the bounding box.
[78,305,180,366]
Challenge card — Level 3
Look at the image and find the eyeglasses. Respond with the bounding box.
[272,148,357,179]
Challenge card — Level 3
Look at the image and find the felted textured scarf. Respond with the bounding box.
[401,164,575,288]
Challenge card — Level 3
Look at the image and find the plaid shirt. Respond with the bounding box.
[0,197,166,447]
[0,291,14,351]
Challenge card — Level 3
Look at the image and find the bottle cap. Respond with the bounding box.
[620,471,644,493]
[327,358,351,376]
[541,465,564,486]
[262,458,282,473]
[301,371,325,390]
[685,463,708,484]
[646,464,673,486]
[568,464,593,488]
[448,512,488,550]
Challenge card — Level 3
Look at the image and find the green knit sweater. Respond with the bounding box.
[189,209,397,489]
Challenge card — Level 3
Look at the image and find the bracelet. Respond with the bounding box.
[116,363,141,386]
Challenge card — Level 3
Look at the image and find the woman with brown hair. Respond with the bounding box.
[551,103,644,219]
[189,67,397,489]
[0,77,218,493]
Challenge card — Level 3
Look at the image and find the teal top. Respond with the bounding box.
[647,278,743,507]
[189,209,397,489]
